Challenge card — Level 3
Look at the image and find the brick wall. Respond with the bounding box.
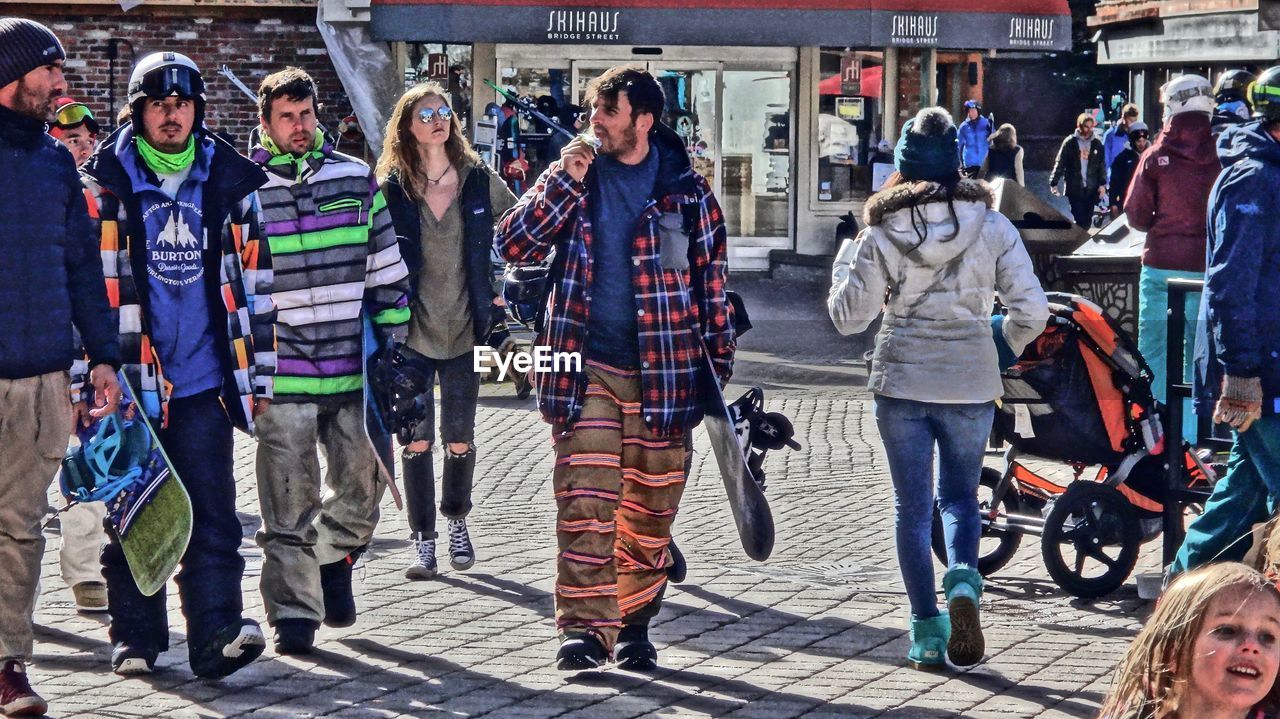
[892,49,925,130]
[10,4,352,148]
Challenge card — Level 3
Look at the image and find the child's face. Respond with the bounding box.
[1188,589,1280,714]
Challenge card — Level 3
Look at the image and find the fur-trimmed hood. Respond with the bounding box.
[862,178,995,227]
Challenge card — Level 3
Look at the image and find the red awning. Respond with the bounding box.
[819,66,883,98]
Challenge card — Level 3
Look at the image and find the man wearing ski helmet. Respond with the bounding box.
[956,99,991,177]
[1123,74,1218,441]
[78,51,275,679]
[1172,66,1280,574]
[495,65,734,673]
[1212,68,1256,136]
[1106,121,1149,217]
[248,67,410,656]
[0,18,120,717]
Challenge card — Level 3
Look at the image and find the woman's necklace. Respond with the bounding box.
[426,164,453,186]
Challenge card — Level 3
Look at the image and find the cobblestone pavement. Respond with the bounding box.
[29,378,1160,719]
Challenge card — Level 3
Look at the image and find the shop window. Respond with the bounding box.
[489,65,574,193]
[815,49,883,204]
[722,69,792,239]
[406,43,473,130]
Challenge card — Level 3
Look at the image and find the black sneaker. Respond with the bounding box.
[614,625,658,671]
[110,643,157,676]
[320,548,362,628]
[555,634,609,672]
[189,619,266,679]
[273,618,318,656]
[666,540,687,584]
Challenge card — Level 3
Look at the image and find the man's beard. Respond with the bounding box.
[14,78,55,122]
[602,124,638,157]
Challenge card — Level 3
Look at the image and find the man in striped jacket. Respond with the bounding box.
[80,51,274,679]
[250,68,411,656]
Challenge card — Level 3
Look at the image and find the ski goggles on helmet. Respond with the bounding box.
[1164,84,1212,104]
[136,64,205,101]
[417,106,453,124]
[53,102,100,133]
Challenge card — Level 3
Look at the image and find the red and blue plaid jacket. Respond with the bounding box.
[495,129,734,437]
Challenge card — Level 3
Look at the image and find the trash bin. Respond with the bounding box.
[989,178,1090,288]
[1051,212,1144,338]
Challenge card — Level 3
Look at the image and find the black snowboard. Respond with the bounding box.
[701,353,775,561]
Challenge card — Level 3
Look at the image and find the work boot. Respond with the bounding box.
[943,564,985,668]
[0,660,47,717]
[189,618,266,679]
[72,581,108,614]
[614,624,658,671]
[666,540,687,584]
[447,518,475,571]
[320,547,363,628]
[406,533,438,580]
[110,643,157,676]
[555,633,609,672]
[907,613,950,671]
[273,618,318,656]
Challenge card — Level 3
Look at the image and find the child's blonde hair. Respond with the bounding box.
[1099,563,1280,719]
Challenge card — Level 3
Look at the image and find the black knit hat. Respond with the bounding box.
[0,18,65,89]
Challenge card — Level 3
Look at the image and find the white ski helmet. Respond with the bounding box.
[1160,74,1214,118]
[127,51,205,122]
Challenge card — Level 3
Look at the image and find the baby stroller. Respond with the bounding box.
[930,293,1216,599]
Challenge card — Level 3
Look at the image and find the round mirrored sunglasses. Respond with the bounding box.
[417,106,454,124]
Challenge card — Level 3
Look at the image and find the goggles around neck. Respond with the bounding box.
[417,106,453,124]
[54,102,99,133]
[137,65,205,102]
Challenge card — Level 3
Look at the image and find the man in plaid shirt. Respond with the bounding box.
[495,65,734,672]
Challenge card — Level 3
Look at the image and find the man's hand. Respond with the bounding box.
[254,397,272,419]
[88,364,120,420]
[560,136,596,183]
[1049,184,1061,197]
[1214,375,1263,433]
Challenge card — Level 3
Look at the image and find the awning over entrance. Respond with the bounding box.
[369,0,1072,50]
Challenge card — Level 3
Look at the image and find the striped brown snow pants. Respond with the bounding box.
[552,362,687,651]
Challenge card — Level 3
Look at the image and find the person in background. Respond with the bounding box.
[46,95,112,616]
[1098,563,1280,719]
[1213,68,1256,137]
[1106,121,1149,219]
[0,18,121,717]
[979,123,1024,186]
[956,100,991,178]
[1124,74,1218,442]
[828,107,1047,672]
[1049,113,1107,228]
[1169,67,1280,575]
[1102,102,1140,179]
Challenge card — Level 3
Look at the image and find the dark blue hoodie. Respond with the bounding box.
[1193,119,1280,415]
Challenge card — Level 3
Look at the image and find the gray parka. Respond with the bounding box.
[827,178,1049,403]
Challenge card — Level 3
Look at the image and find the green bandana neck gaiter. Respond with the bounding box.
[135,135,196,175]
[264,131,325,180]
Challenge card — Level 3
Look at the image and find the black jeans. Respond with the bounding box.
[1067,190,1098,228]
[102,389,245,654]
[403,348,479,535]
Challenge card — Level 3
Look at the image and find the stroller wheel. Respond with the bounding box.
[931,467,1024,576]
[1040,482,1141,599]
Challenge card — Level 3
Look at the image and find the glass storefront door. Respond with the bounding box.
[497,46,796,266]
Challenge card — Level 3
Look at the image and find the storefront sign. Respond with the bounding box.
[839,53,861,95]
[888,13,940,46]
[425,53,450,80]
[370,0,1072,51]
[545,9,622,41]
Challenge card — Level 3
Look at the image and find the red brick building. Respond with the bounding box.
[2,0,352,147]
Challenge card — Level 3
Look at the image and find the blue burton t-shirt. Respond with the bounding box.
[585,149,659,369]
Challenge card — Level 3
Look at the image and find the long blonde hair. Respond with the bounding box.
[1098,563,1280,719]
[989,123,1018,151]
[376,82,481,201]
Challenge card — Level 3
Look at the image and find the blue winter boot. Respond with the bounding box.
[943,564,985,667]
[907,613,950,671]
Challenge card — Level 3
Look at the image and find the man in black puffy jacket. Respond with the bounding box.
[0,17,119,718]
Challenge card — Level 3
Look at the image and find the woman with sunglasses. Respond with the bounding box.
[377,83,517,580]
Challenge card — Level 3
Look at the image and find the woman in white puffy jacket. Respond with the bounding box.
[828,107,1049,672]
